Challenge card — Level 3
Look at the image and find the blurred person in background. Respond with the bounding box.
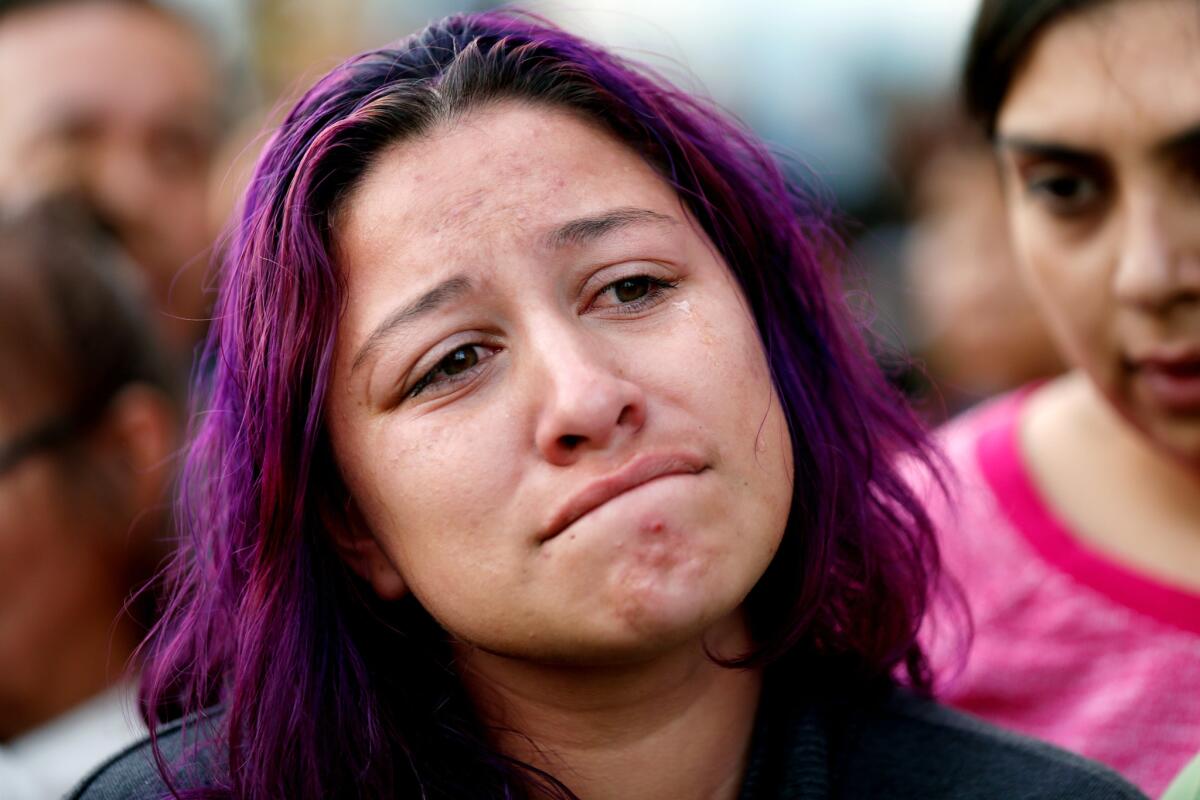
[0,0,223,367]
[898,104,1063,415]
[0,199,180,799]
[917,0,1200,794]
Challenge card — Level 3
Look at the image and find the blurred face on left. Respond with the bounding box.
[0,1,219,354]
[0,393,131,739]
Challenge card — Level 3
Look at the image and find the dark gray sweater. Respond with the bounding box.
[72,682,1146,799]
[737,683,1146,799]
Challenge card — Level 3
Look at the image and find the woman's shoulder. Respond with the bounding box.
[748,675,1146,799]
[905,389,1028,516]
[916,390,1039,590]
[837,688,1147,799]
[933,389,1032,472]
[68,710,224,800]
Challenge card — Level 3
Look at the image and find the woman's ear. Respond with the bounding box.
[328,499,408,601]
[92,383,177,513]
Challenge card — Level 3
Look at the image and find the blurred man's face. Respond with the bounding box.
[0,1,219,354]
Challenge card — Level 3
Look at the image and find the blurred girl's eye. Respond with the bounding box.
[1175,150,1200,193]
[590,274,678,314]
[1024,166,1108,217]
[407,344,495,399]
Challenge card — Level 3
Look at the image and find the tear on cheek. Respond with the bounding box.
[672,300,693,316]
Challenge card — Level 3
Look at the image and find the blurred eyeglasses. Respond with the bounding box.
[0,415,83,476]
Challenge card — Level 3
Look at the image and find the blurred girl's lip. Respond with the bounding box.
[1130,343,1200,368]
[1132,354,1200,413]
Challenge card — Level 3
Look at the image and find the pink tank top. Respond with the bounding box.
[920,389,1200,796]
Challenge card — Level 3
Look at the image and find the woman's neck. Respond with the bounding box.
[455,611,761,800]
[1021,371,1200,590]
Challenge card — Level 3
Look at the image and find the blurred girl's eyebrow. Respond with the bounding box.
[995,136,1103,166]
[1153,123,1200,162]
[997,122,1200,166]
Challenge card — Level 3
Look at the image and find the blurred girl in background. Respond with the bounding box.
[920,0,1200,793]
[0,200,179,799]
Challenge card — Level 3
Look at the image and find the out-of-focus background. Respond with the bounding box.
[200,0,971,205]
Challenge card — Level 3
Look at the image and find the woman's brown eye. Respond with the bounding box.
[589,274,676,314]
[441,347,479,375]
[407,345,490,399]
[1023,165,1108,217]
[613,278,651,303]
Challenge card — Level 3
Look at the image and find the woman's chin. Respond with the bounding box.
[458,591,747,670]
[593,582,754,666]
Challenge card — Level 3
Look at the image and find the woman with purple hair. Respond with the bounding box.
[72,11,1142,800]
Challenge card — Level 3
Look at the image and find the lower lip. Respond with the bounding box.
[1135,368,1200,413]
[549,472,701,541]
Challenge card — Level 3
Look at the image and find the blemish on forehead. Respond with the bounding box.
[433,188,488,235]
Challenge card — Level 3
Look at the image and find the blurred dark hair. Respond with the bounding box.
[0,0,149,17]
[0,196,180,451]
[963,0,1114,135]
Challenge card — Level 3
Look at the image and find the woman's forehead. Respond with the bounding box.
[335,103,680,268]
[998,0,1200,143]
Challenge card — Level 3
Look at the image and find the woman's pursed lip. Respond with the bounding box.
[1128,347,1200,412]
[540,452,707,542]
[1127,343,1200,371]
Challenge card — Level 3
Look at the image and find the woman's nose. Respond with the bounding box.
[1113,197,1200,312]
[531,330,647,466]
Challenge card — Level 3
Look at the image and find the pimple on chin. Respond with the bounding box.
[641,516,667,535]
[609,532,716,633]
[630,520,688,565]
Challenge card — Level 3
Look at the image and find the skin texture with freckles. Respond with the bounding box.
[325,102,793,667]
[995,0,1200,589]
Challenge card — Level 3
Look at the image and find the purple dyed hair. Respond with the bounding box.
[141,10,944,799]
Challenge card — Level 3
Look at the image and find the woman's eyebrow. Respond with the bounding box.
[994,135,1104,167]
[351,275,473,373]
[543,207,676,250]
[1153,123,1200,163]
